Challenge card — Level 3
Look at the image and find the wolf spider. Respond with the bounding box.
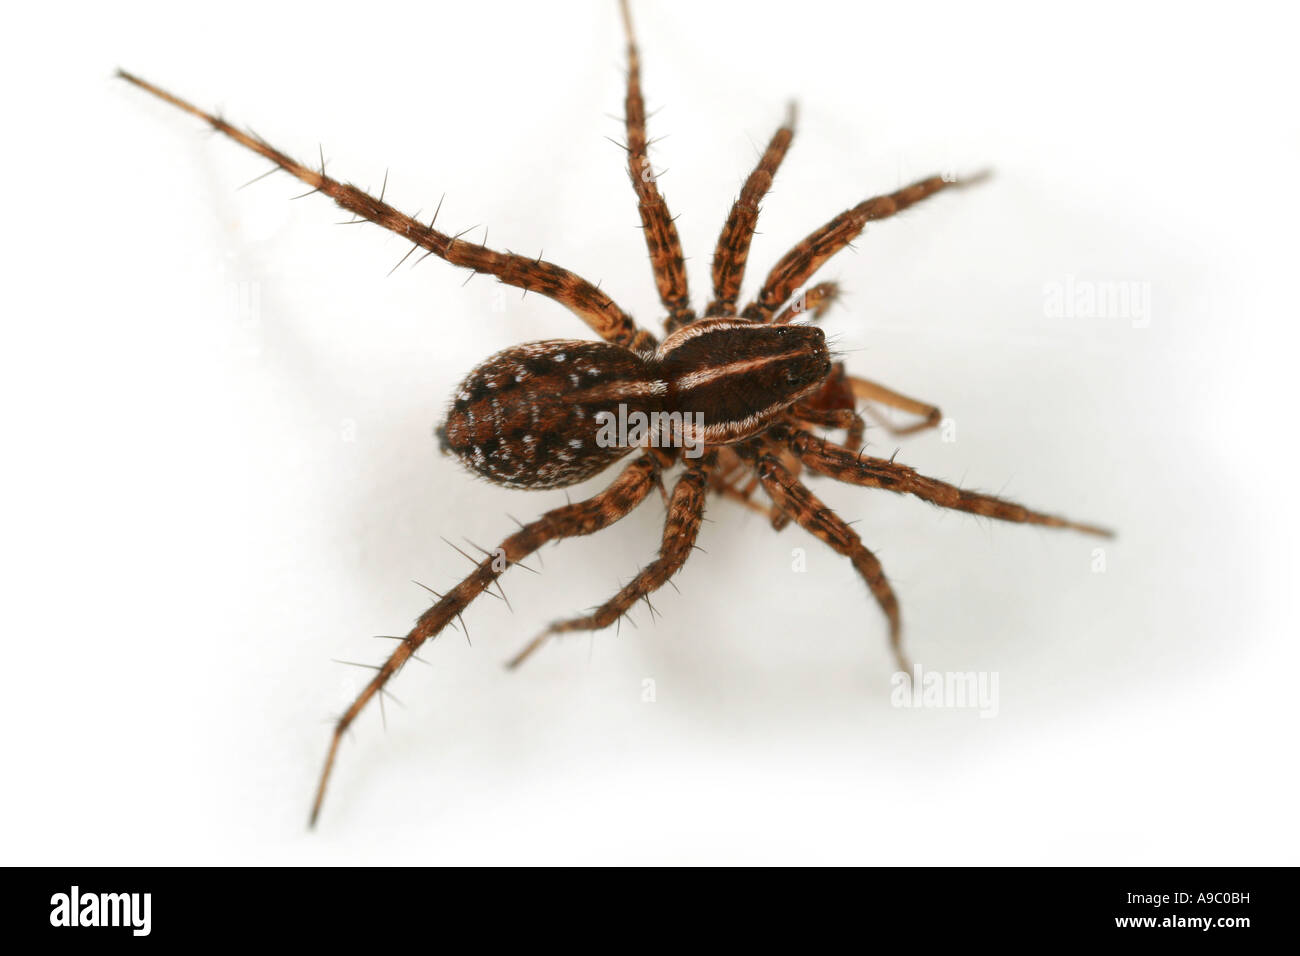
[121,0,1111,825]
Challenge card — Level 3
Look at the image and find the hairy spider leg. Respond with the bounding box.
[703,103,798,322]
[771,280,839,325]
[773,425,1114,537]
[309,454,661,826]
[743,172,991,323]
[750,450,907,671]
[507,452,715,668]
[116,69,658,352]
[618,0,693,331]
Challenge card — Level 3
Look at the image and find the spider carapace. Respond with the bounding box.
[120,0,1111,826]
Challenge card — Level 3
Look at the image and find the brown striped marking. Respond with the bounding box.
[441,319,832,488]
[655,319,831,445]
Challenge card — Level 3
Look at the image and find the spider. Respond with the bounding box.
[120,0,1111,826]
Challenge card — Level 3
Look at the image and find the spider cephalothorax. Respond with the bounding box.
[121,0,1111,826]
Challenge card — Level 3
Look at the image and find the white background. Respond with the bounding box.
[3,0,1296,864]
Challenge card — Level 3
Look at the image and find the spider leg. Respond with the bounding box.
[792,375,936,445]
[711,477,770,518]
[117,70,657,352]
[709,448,759,502]
[749,449,907,670]
[507,451,715,668]
[772,281,840,325]
[617,0,693,331]
[742,172,990,323]
[710,446,788,524]
[790,404,868,452]
[772,424,1114,537]
[703,103,797,321]
[849,375,942,438]
[309,454,661,826]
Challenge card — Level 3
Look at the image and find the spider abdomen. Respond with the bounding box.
[440,339,666,489]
